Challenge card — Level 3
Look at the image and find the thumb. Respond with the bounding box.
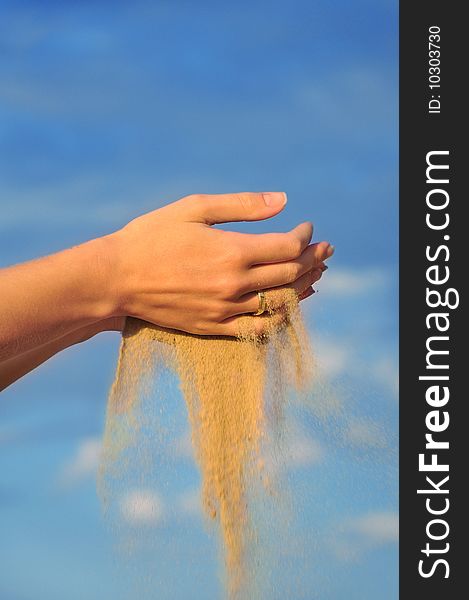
[178,192,287,225]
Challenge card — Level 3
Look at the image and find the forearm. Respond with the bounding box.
[0,236,118,362]
[0,317,125,391]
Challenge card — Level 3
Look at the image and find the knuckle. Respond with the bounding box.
[289,237,303,258]
[223,242,246,266]
[209,302,228,322]
[181,193,208,212]
[182,193,197,201]
[181,193,201,205]
[286,263,300,283]
[177,193,204,216]
[229,279,244,297]
[180,194,200,209]
[216,274,242,299]
[234,193,255,215]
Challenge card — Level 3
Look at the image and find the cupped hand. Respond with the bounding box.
[106,192,333,336]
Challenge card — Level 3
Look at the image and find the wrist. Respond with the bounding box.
[78,234,124,321]
[98,229,141,319]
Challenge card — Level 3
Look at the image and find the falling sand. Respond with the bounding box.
[98,287,314,598]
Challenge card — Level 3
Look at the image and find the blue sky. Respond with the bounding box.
[0,1,398,599]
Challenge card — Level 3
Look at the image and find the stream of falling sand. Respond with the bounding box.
[98,287,314,598]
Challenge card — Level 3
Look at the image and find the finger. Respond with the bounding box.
[175,192,287,225]
[240,222,313,265]
[229,268,323,316]
[214,309,289,338]
[298,286,315,301]
[243,242,331,293]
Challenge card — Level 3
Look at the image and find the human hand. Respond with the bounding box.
[105,192,332,336]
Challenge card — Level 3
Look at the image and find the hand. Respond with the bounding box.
[106,192,332,336]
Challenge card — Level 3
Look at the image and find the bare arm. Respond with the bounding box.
[0,317,125,391]
[0,238,117,362]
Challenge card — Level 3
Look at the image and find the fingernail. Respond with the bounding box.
[326,244,335,258]
[263,192,287,207]
[301,288,315,300]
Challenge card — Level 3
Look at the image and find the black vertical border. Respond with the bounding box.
[400,2,464,597]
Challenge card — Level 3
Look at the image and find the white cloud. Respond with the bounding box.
[314,337,349,378]
[328,510,398,562]
[285,431,324,468]
[120,489,165,526]
[58,437,102,487]
[308,332,398,403]
[347,511,399,544]
[264,420,325,473]
[343,418,387,449]
[319,267,391,298]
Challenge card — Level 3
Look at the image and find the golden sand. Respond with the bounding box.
[99,287,314,598]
